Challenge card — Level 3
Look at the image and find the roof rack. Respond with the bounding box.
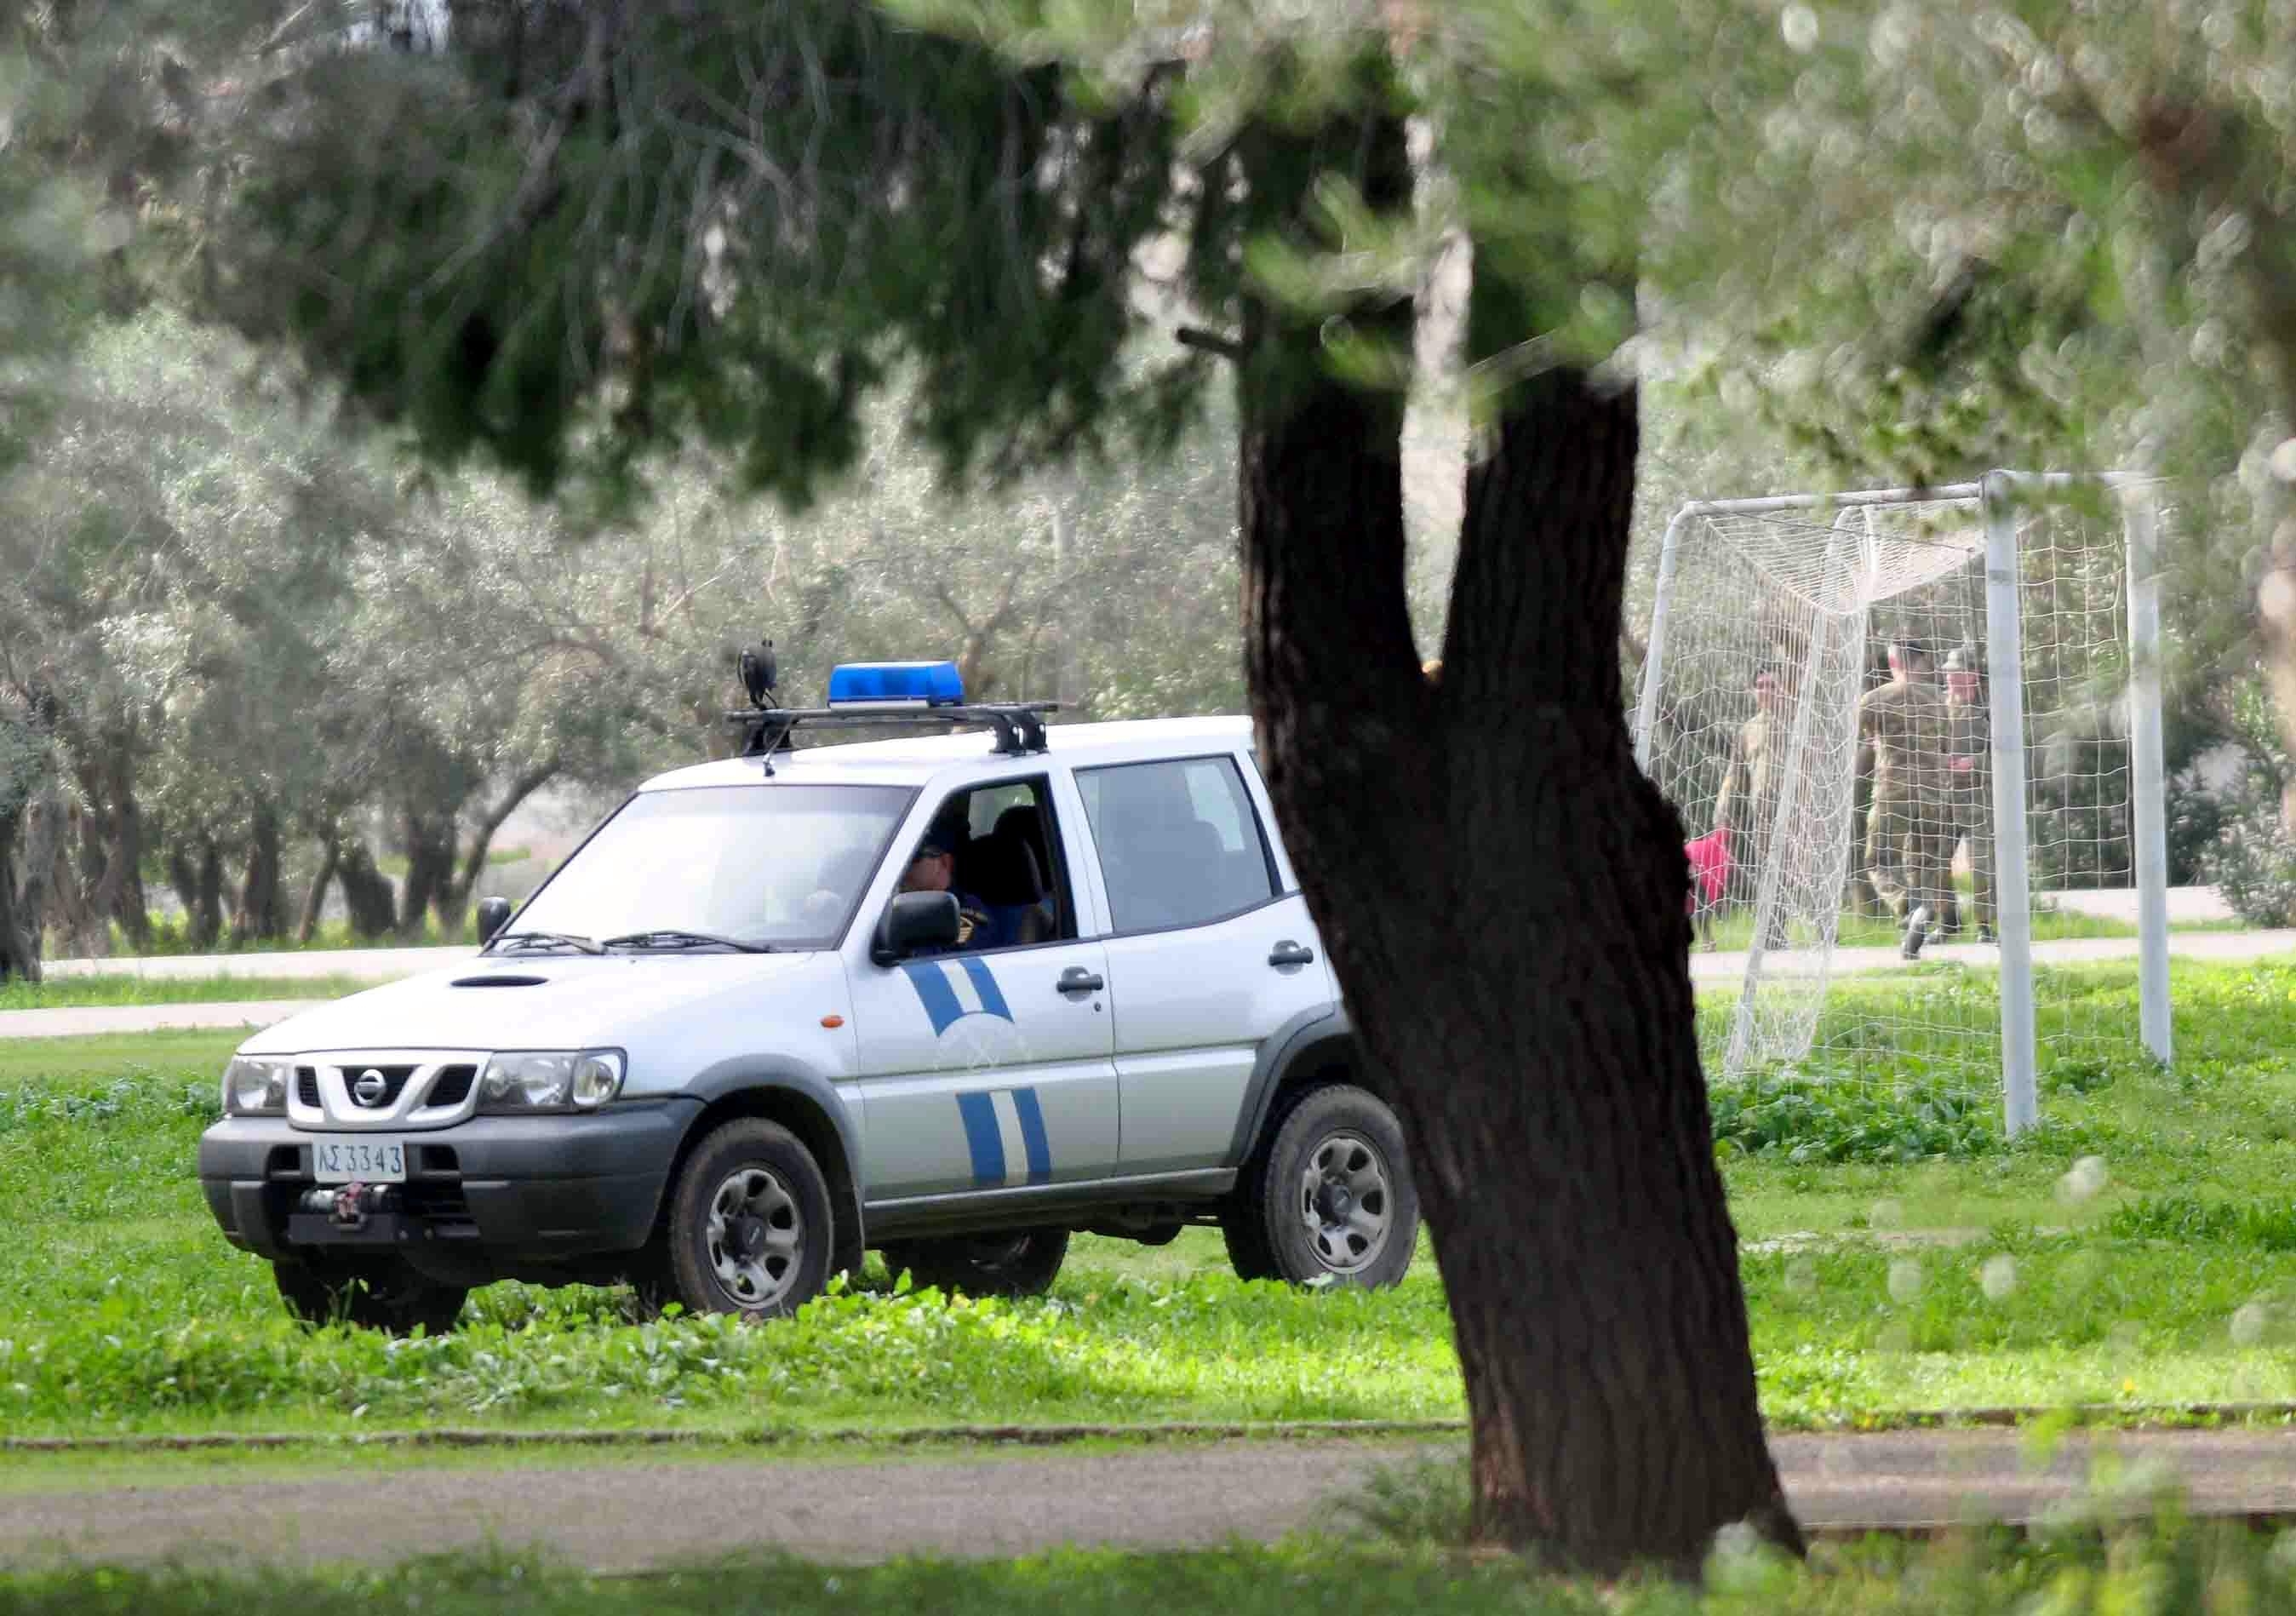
[724,702,1061,771]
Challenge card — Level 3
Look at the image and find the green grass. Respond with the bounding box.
[5,1519,2296,1616]
[0,975,368,1012]
[2,964,2295,1441]
[100,915,472,956]
[1699,902,2138,953]
[376,846,534,880]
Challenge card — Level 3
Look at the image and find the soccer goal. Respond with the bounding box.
[1632,472,2172,1134]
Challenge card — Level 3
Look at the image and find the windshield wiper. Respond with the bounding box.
[490,929,604,955]
[600,929,774,954]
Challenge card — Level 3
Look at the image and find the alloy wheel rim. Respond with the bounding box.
[704,1166,804,1309]
[1296,1130,1394,1275]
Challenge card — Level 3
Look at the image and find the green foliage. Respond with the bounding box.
[2204,788,2296,927]
[2107,1195,2296,1253]
[200,4,1190,506]
[0,973,358,1011]
[1708,1077,1999,1164]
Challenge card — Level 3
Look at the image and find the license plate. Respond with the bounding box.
[309,1136,409,1183]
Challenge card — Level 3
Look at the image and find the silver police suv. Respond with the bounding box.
[197,662,1417,1332]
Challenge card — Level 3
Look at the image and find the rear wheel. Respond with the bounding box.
[272,1256,467,1335]
[880,1228,1069,1298]
[661,1120,834,1320]
[1222,1084,1417,1289]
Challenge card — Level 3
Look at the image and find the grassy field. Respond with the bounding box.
[0,975,370,1012]
[3,1517,2293,1616]
[1,961,2293,1441]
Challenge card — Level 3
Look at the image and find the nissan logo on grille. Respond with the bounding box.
[352,1069,389,1108]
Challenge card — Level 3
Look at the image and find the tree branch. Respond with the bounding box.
[1177,324,1245,362]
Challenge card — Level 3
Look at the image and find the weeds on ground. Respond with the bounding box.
[5,1487,2296,1616]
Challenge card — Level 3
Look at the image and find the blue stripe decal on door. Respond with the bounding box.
[1009,1086,1052,1185]
[954,1092,1005,1187]
[902,961,967,1035]
[958,957,1013,1022]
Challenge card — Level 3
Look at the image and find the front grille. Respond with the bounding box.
[426,1065,477,1108]
[295,1068,320,1107]
[346,1065,416,1107]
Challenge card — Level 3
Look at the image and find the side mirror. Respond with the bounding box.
[476,896,514,945]
[873,891,960,966]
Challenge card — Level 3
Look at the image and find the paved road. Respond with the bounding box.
[0,1000,324,1041]
[1,1430,2291,1570]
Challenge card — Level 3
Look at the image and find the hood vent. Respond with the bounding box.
[450,974,549,989]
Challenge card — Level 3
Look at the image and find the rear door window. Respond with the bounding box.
[1077,756,1277,934]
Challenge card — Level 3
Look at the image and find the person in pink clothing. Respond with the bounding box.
[1684,826,1732,950]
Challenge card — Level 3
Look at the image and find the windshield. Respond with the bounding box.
[504,784,913,952]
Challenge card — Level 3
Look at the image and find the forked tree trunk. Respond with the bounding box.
[1234,109,1799,1575]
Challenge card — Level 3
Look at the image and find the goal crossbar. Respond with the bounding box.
[1633,471,2171,1135]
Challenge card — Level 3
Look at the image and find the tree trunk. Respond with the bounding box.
[1234,109,1798,1574]
[0,808,38,983]
[167,837,226,950]
[108,758,149,950]
[335,839,399,940]
[438,759,558,933]
[299,830,342,943]
[234,804,287,943]
[398,811,455,939]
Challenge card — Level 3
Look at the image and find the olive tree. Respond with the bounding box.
[150,0,2296,1573]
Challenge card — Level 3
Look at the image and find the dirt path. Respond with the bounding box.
[3,1430,2293,1571]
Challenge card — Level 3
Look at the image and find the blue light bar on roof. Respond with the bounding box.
[826,661,965,708]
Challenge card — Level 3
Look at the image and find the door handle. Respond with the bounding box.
[1056,966,1104,994]
[1268,941,1315,968]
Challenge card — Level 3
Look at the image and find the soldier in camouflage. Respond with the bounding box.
[1942,645,1995,944]
[1713,667,1789,942]
[1856,637,1954,960]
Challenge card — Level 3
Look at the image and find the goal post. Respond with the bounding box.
[1634,471,2172,1136]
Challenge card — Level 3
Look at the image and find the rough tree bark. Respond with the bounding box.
[234,804,286,943]
[335,839,400,940]
[398,810,455,939]
[0,807,37,983]
[298,830,342,943]
[167,838,226,950]
[1234,110,1798,1575]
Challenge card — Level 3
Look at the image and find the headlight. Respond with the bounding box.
[478,1050,624,1114]
[222,1057,290,1117]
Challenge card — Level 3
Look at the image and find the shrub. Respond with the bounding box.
[2201,790,2296,927]
[1707,1074,2000,1163]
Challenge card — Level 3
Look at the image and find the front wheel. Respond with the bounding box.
[661,1120,835,1320]
[273,1256,467,1335]
[1223,1084,1417,1289]
[880,1228,1069,1298]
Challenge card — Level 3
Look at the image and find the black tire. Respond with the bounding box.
[661,1119,833,1320]
[880,1228,1069,1298]
[1222,1084,1417,1289]
[273,1256,467,1336]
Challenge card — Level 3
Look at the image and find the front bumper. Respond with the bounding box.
[197,1100,694,1271]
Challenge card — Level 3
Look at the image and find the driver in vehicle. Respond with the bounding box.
[898,816,999,951]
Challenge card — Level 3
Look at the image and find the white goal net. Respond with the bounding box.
[1633,475,2172,1130]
